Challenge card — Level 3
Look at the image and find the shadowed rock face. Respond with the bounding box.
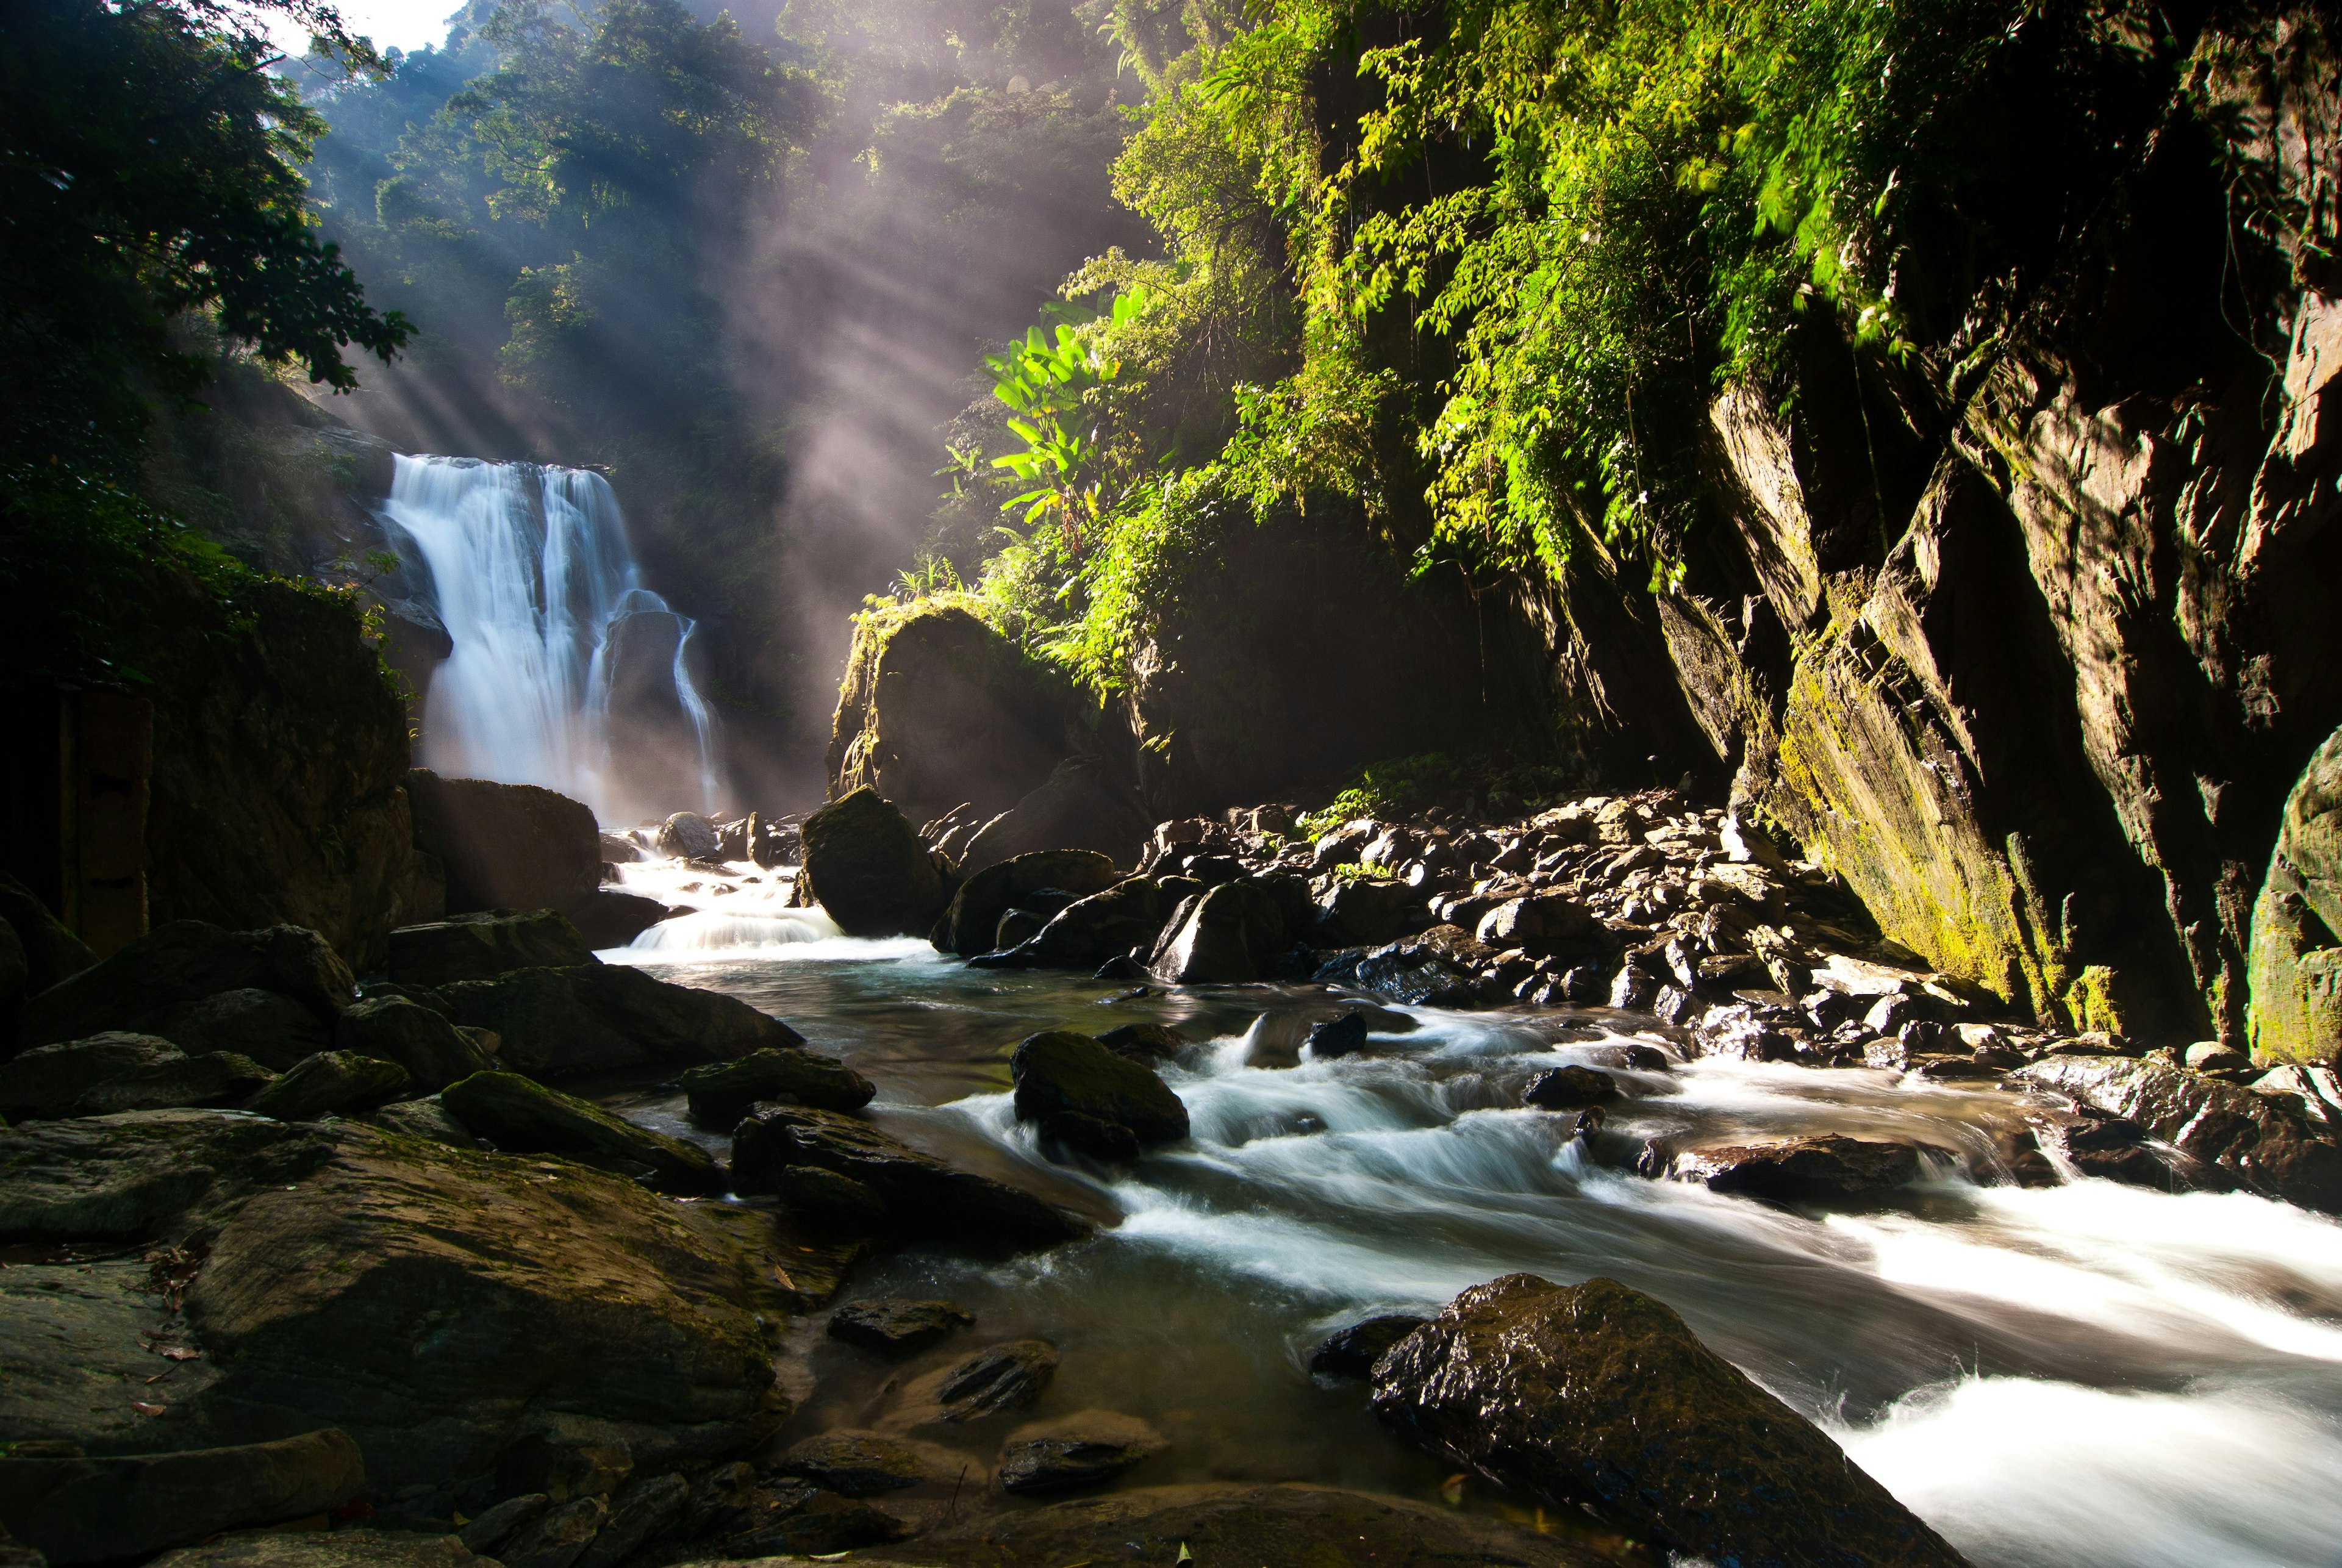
[800,789,944,938]
[1370,1273,1969,1568]
[405,771,601,920]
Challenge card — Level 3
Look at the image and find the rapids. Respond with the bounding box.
[598,856,2342,1567]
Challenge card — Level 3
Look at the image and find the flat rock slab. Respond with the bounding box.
[997,1409,1166,1494]
[1372,1275,1966,1567]
[775,1431,926,1495]
[435,964,804,1081]
[1667,1133,1923,1203]
[149,1528,492,1567]
[0,1428,363,1564]
[385,911,595,987]
[440,1070,724,1194]
[828,1297,975,1354]
[0,1259,223,1455]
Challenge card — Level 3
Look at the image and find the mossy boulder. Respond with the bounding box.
[931,850,1122,957]
[2249,724,2342,1064]
[243,1051,410,1122]
[679,1048,876,1129]
[0,1034,186,1121]
[1009,1032,1189,1159]
[1372,1274,1967,1567]
[800,788,944,937]
[334,997,494,1092]
[385,911,595,987]
[21,922,353,1050]
[435,964,803,1079]
[440,1071,726,1194]
[72,1051,278,1118]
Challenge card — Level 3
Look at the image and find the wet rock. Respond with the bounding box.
[599,832,645,865]
[828,1297,976,1354]
[1354,925,1495,1007]
[1666,1134,1921,1202]
[1308,1314,1428,1379]
[459,1494,547,1555]
[1003,877,1166,970]
[0,1034,186,1121]
[1011,1031,1189,1157]
[564,890,671,951]
[801,788,945,937]
[2186,1040,2252,1073]
[1310,878,1430,947]
[1474,893,1599,956]
[408,772,603,918]
[730,1104,1086,1248]
[21,922,352,1050]
[148,1530,493,1567]
[1305,1011,1369,1060]
[997,1411,1166,1495]
[2023,1054,2342,1212]
[574,1472,688,1568]
[1522,1065,1621,1109]
[1094,1022,1190,1063]
[0,1427,362,1564]
[959,755,1151,876]
[764,1164,892,1235]
[386,911,595,987]
[243,1051,409,1122]
[0,1108,340,1243]
[145,988,331,1070]
[930,850,1122,958]
[725,1489,910,1556]
[440,1071,726,1194]
[932,1339,1058,1422]
[1372,1274,1966,1567]
[679,1048,875,1128]
[501,1494,606,1568]
[370,1095,476,1149]
[437,963,802,1079]
[2248,724,2342,1065]
[1147,879,1290,984]
[334,997,493,1092]
[776,1432,926,1495]
[656,812,721,861]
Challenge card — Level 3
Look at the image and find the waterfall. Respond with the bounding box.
[378,454,723,822]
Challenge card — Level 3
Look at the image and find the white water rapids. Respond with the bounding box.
[378,454,722,822]
[591,855,2342,1567]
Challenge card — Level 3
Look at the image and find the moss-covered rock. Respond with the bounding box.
[2248,724,2342,1064]
[439,1071,726,1195]
[679,1048,875,1128]
[243,1051,409,1122]
[72,1050,278,1118]
[800,788,944,938]
[386,910,595,987]
[931,850,1121,957]
[0,1034,186,1121]
[334,997,493,1092]
[1009,1031,1189,1158]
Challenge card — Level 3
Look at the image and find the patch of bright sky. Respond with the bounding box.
[267,0,457,55]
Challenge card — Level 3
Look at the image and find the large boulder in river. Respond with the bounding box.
[1009,1031,1189,1159]
[406,770,601,917]
[386,910,596,987]
[21,922,353,1050]
[958,756,1151,876]
[1147,879,1297,984]
[440,1071,727,1194]
[434,963,803,1078]
[2248,725,2342,1064]
[1000,878,1167,972]
[931,850,1121,957]
[1660,1134,1923,1203]
[800,788,944,937]
[1372,1274,1968,1567]
[334,997,494,1092]
[681,1048,876,1128]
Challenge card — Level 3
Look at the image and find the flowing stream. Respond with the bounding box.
[599,855,2342,1567]
[378,455,722,821]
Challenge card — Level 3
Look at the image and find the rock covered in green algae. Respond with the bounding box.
[439,1070,725,1194]
[1008,1031,1188,1158]
[800,787,943,938]
[996,1410,1165,1495]
[334,996,495,1092]
[1371,1273,1969,1567]
[679,1047,874,1128]
[2251,724,2342,1065]
[243,1050,409,1122]
[385,909,595,987]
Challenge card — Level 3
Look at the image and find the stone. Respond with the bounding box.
[776,1433,925,1495]
[439,1072,725,1195]
[386,912,596,987]
[145,988,332,1071]
[2022,1054,2342,1212]
[459,1494,548,1554]
[243,1051,409,1122]
[148,1529,493,1567]
[1094,1023,1190,1063]
[1666,1134,1922,1203]
[724,1490,911,1556]
[828,1298,976,1355]
[70,1050,276,1119]
[2249,725,2342,1064]
[1311,878,1430,947]
[1523,1065,1621,1109]
[2186,1040,2251,1073]
[407,771,601,918]
[436,964,803,1079]
[1474,893,1598,956]
[1353,926,1495,1008]
[1372,1275,1966,1566]
[730,1104,1086,1248]
[0,1109,340,1244]
[0,1428,363,1565]
[1000,877,1167,970]
[1304,1012,1369,1060]
[932,850,1123,957]
[997,1411,1166,1495]
[958,756,1151,875]
[1148,879,1289,984]
[599,832,645,864]
[0,1256,226,1461]
[1010,1031,1189,1155]
[21,923,352,1050]
[1308,1314,1428,1379]
[371,1096,476,1149]
[573,1472,687,1568]
[764,1164,892,1235]
[500,1495,607,1568]
[335,998,493,1092]
[656,812,720,861]
[564,891,671,951]
[932,1339,1058,1422]
[0,1034,186,1121]
[678,1048,875,1128]
[800,788,945,937]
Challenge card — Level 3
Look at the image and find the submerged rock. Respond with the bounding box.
[21,922,352,1050]
[679,1047,876,1128]
[1308,1314,1428,1380]
[243,1051,408,1122]
[0,1429,364,1565]
[440,1071,726,1194]
[2023,1054,2342,1212]
[1009,1031,1189,1158]
[775,1432,926,1495]
[931,850,1123,957]
[147,1528,494,1567]
[828,1297,976,1354]
[800,787,944,937]
[385,911,595,987]
[997,1411,1166,1495]
[436,962,802,1078]
[723,1489,911,1556]
[1371,1274,1967,1567]
[929,1339,1058,1422]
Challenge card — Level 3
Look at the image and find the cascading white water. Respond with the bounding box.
[379,454,722,820]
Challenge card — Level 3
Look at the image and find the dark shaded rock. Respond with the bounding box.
[934,1339,1058,1422]
[776,1433,925,1495]
[407,771,601,918]
[148,1529,495,1566]
[370,1096,477,1149]
[73,1050,276,1118]
[437,964,802,1079]
[656,812,720,861]
[1523,1066,1622,1109]
[458,1494,547,1555]
[145,989,330,1071]
[386,911,595,987]
[1010,1031,1189,1155]
[997,1412,1165,1495]
[0,1034,185,1121]
[0,870,95,1001]
[1671,1134,1922,1203]
[243,1051,409,1122]
[828,1298,975,1354]
[801,788,945,937]
[1092,954,1148,981]
[1039,1111,1141,1160]
[931,850,1122,958]
[959,756,1151,876]
[2024,1054,2342,1212]
[1309,878,1430,948]
[564,890,671,951]
[574,1472,688,1568]
[725,1491,910,1556]
[0,1428,362,1564]
[1354,925,1496,1007]
[765,1164,892,1235]
[1009,877,1167,970]
[335,998,493,1092]
[1147,879,1289,984]
[1475,893,1599,956]
[679,1048,875,1128]
[731,1104,1086,1248]
[21,923,352,1050]
[1308,1314,1428,1379]
[1372,1275,1966,1566]
[440,1071,725,1194]
[501,1494,606,1568]
[0,1108,339,1243]
[1095,1022,1189,1063]
[1305,1012,1369,1060]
